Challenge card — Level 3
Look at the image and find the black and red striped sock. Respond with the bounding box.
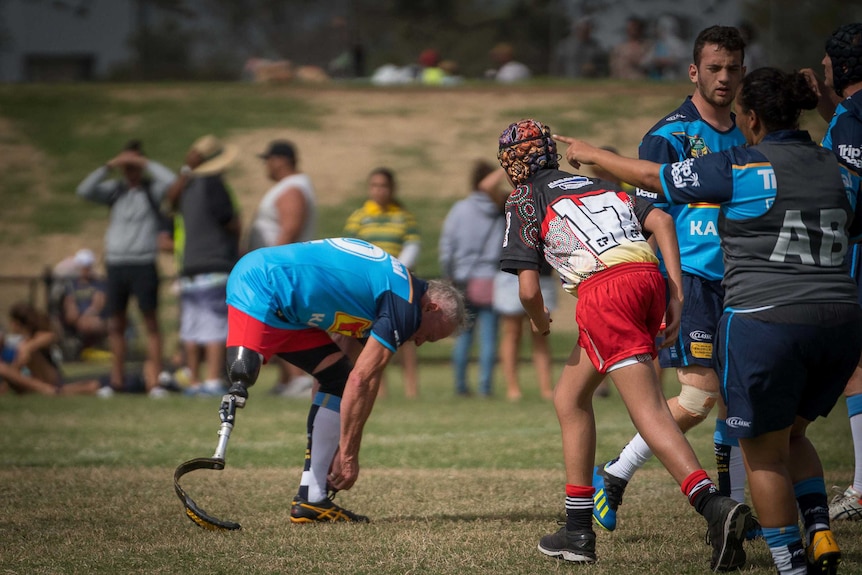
[681,469,718,515]
[565,484,595,531]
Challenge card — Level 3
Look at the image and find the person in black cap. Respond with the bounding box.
[248,140,316,250]
[248,139,319,397]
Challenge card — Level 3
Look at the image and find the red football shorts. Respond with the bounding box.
[226,306,332,362]
[575,262,665,374]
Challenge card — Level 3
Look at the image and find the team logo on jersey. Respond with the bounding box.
[837,144,862,169]
[329,312,372,338]
[670,158,700,188]
[549,176,593,190]
[687,136,711,158]
[636,188,658,200]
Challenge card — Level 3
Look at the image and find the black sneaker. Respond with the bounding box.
[538,525,597,563]
[703,496,750,572]
[593,460,628,531]
[290,494,370,523]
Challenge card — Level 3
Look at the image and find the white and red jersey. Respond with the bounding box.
[500,169,657,295]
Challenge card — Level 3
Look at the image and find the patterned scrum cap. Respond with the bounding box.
[497,119,559,185]
[826,23,862,96]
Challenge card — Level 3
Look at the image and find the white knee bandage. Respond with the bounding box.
[678,384,719,419]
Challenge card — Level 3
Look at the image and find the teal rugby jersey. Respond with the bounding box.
[226,238,425,352]
[636,96,745,280]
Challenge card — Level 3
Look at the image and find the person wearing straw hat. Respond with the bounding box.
[166,135,241,396]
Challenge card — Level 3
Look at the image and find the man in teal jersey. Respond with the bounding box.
[223,238,465,522]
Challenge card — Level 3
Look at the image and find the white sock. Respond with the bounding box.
[302,405,340,502]
[606,433,652,481]
[729,446,747,503]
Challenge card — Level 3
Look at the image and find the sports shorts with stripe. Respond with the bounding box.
[716,309,862,439]
[576,262,665,374]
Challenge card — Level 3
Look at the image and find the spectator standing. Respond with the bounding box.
[248,139,316,249]
[343,167,421,398]
[247,139,318,397]
[610,16,649,80]
[559,65,862,575]
[587,26,749,534]
[554,17,608,79]
[801,23,862,525]
[497,119,750,569]
[493,267,557,401]
[166,135,241,397]
[76,140,175,397]
[221,239,466,521]
[439,161,505,397]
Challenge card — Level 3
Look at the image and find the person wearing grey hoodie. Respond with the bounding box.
[76,139,176,396]
[439,161,507,396]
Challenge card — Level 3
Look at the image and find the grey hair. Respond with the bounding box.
[426,279,469,333]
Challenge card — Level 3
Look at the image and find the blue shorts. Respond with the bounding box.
[658,274,723,369]
[716,312,862,439]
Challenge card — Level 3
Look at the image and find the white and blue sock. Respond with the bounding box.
[762,526,807,575]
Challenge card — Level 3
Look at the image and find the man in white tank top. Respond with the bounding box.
[250,139,318,396]
[249,140,317,249]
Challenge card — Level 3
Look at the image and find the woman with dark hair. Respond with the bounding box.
[557,67,862,575]
[343,167,421,397]
[0,302,101,396]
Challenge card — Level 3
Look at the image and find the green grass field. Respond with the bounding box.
[0,81,854,575]
[1,362,858,575]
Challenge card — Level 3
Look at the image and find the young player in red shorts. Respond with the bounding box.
[497,119,751,570]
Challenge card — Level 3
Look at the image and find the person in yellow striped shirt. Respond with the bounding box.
[343,167,421,397]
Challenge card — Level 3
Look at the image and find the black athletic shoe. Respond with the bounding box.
[290,495,370,523]
[704,496,750,572]
[538,525,597,563]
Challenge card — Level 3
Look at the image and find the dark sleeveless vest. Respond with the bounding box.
[720,139,858,309]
